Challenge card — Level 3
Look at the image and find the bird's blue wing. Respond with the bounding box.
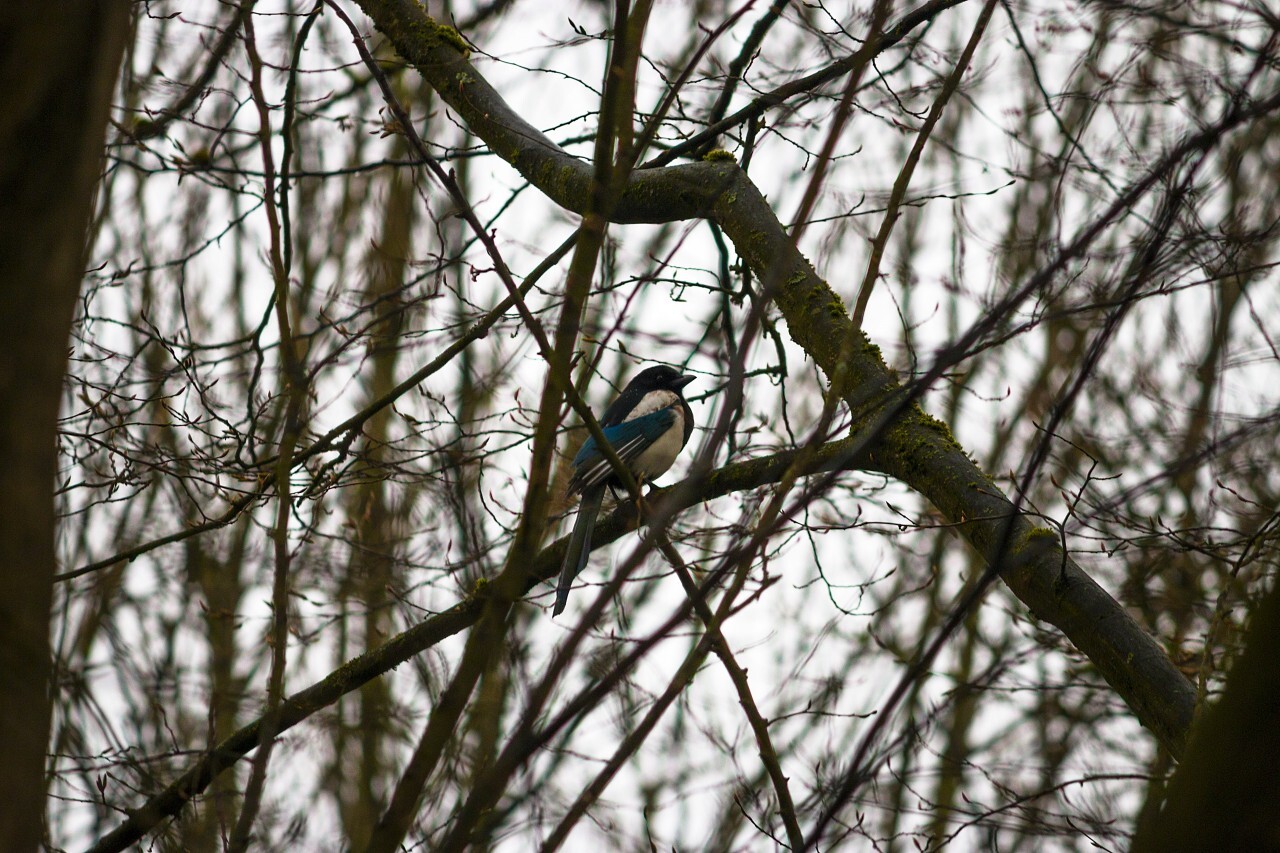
[569,408,675,493]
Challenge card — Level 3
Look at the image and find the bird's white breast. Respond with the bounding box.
[625,392,684,481]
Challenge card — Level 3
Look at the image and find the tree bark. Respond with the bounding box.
[1131,577,1280,852]
[0,3,130,848]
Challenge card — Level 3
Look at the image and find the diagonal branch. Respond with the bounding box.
[349,0,1205,758]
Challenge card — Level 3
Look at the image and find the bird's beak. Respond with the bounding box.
[675,374,695,389]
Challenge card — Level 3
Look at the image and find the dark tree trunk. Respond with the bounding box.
[1132,577,1280,852]
[0,3,130,848]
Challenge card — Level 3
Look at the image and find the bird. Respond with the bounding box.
[553,364,695,616]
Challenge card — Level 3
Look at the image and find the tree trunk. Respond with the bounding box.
[1131,577,1280,852]
[0,3,130,848]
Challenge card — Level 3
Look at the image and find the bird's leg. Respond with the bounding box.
[635,481,656,523]
[604,483,643,529]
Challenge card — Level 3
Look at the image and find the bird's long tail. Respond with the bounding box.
[553,486,606,616]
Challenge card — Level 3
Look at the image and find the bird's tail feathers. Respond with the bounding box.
[552,486,606,616]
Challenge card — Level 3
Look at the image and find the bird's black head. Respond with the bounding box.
[598,363,696,428]
[627,364,695,393]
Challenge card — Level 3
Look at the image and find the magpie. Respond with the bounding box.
[553,365,695,616]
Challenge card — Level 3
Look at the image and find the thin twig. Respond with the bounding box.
[229,5,306,848]
[658,535,805,851]
[851,0,997,328]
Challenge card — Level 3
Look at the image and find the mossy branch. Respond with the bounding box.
[350,0,1196,758]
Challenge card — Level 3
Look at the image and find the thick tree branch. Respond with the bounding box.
[349,0,1200,758]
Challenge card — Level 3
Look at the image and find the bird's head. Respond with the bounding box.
[626,364,695,395]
